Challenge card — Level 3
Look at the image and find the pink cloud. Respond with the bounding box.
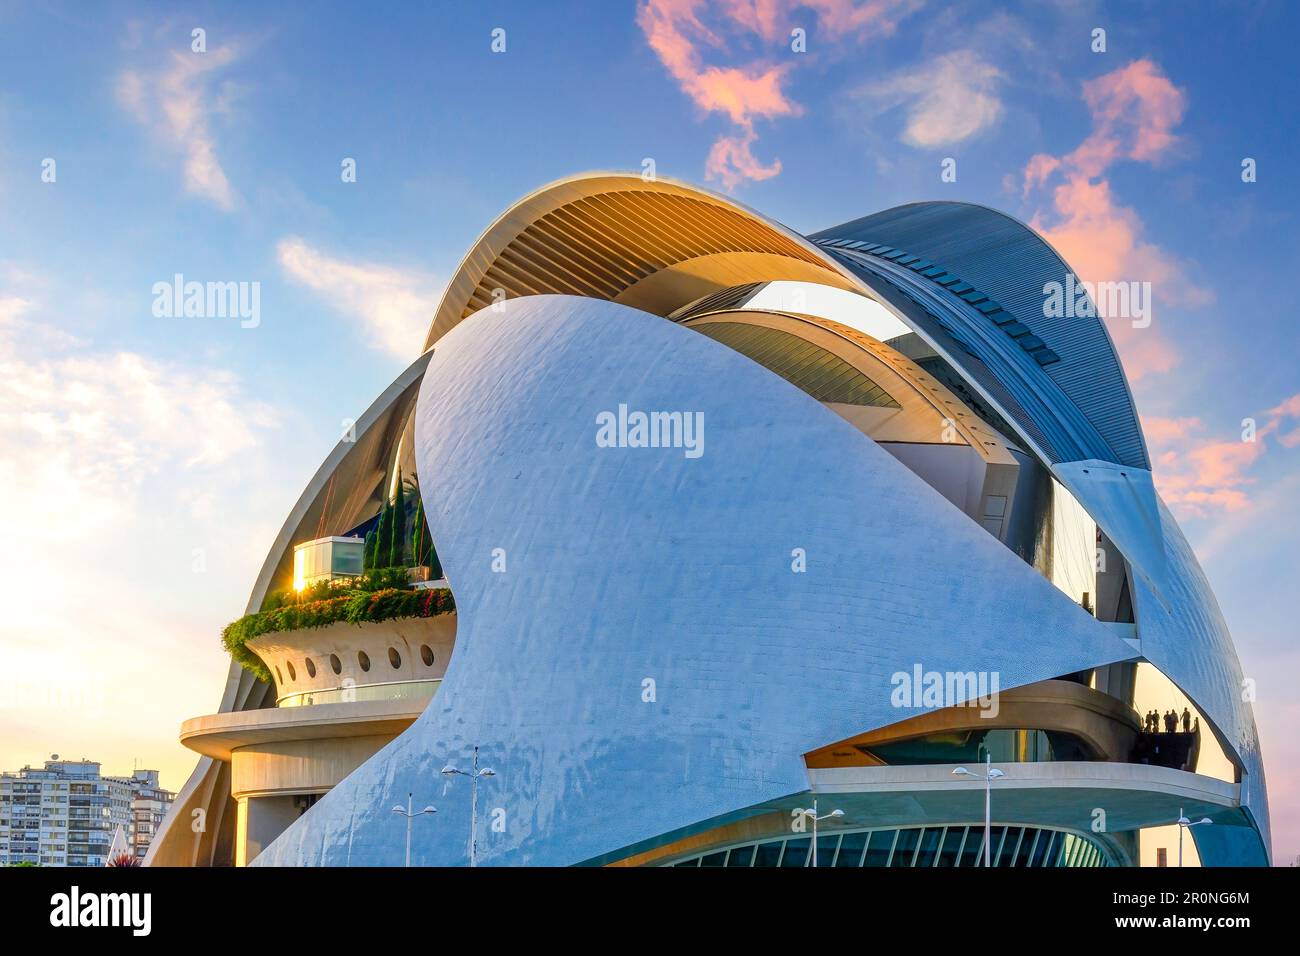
[637,0,911,188]
[1146,395,1300,516]
[1022,59,1207,383]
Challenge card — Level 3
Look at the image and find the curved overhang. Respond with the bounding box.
[424,172,857,350]
[180,698,429,763]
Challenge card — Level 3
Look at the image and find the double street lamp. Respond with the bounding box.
[952,753,1004,867]
[390,793,436,867]
[796,800,845,867]
[442,745,497,867]
[1176,807,1212,867]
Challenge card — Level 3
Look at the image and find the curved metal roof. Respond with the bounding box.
[810,202,1150,470]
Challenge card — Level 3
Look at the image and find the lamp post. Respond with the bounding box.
[797,800,845,867]
[441,746,497,867]
[952,753,1005,867]
[1176,807,1213,867]
[390,793,436,867]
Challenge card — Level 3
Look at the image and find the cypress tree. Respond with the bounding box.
[411,498,425,566]
[375,501,392,570]
[363,528,377,571]
[389,471,406,567]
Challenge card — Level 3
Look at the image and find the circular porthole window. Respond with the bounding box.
[330,653,342,675]
[286,660,297,681]
[420,645,434,667]
[388,647,402,669]
[358,651,370,672]
[305,657,316,678]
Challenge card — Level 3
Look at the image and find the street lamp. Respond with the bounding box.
[1176,807,1212,867]
[952,753,1005,867]
[390,793,436,868]
[441,745,497,867]
[797,800,845,867]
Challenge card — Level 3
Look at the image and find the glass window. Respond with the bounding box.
[863,830,895,867]
[420,645,435,667]
[935,827,963,867]
[835,831,868,867]
[1013,829,1038,867]
[285,661,296,682]
[699,851,726,867]
[914,827,943,867]
[330,654,342,675]
[388,647,402,669]
[305,658,316,678]
[780,837,810,867]
[890,828,920,867]
[357,651,371,672]
[753,841,782,867]
[997,827,1022,867]
[958,827,984,867]
[814,834,839,866]
[727,844,755,867]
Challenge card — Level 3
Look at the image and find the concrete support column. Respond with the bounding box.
[235,794,304,866]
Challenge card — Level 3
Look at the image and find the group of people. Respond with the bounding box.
[1144,707,1197,734]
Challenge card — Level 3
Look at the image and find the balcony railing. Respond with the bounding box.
[276,678,442,708]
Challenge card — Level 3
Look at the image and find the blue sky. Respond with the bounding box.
[1,1,1297,862]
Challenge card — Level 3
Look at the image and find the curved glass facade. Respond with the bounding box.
[860,728,1097,765]
[665,824,1109,867]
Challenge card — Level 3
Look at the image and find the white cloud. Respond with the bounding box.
[856,50,1005,148]
[0,274,286,788]
[277,237,442,359]
[116,44,243,210]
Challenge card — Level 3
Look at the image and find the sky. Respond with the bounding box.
[0,1,1296,863]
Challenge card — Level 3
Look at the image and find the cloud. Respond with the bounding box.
[0,271,288,791]
[117,43,244,210]
[277,237,442,359]
[1144,396,1300,516]
[637,0,914,189]
[854,50,1005,147]
[1021,59,1207,382]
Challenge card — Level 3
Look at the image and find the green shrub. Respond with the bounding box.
[225,574,454,682]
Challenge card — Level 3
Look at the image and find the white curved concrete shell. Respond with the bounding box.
[154,172,1269,867]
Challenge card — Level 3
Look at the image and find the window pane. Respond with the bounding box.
[890,828,920,867]
[914,827,943,867]
[781,838,811,867]
[753,840,782,867]
[863,830,895,867]
[835,831,868,868]
[727,845,755,867]
[935,827,963,867]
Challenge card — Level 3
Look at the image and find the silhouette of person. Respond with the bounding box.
[1182,707,1192,733]
[1164,710,1176,733]
[1147,710,1156,732]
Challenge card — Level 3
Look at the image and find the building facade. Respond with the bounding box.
[0,759,172,866]
[149,173,1269,868]
[122,769,173,863]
